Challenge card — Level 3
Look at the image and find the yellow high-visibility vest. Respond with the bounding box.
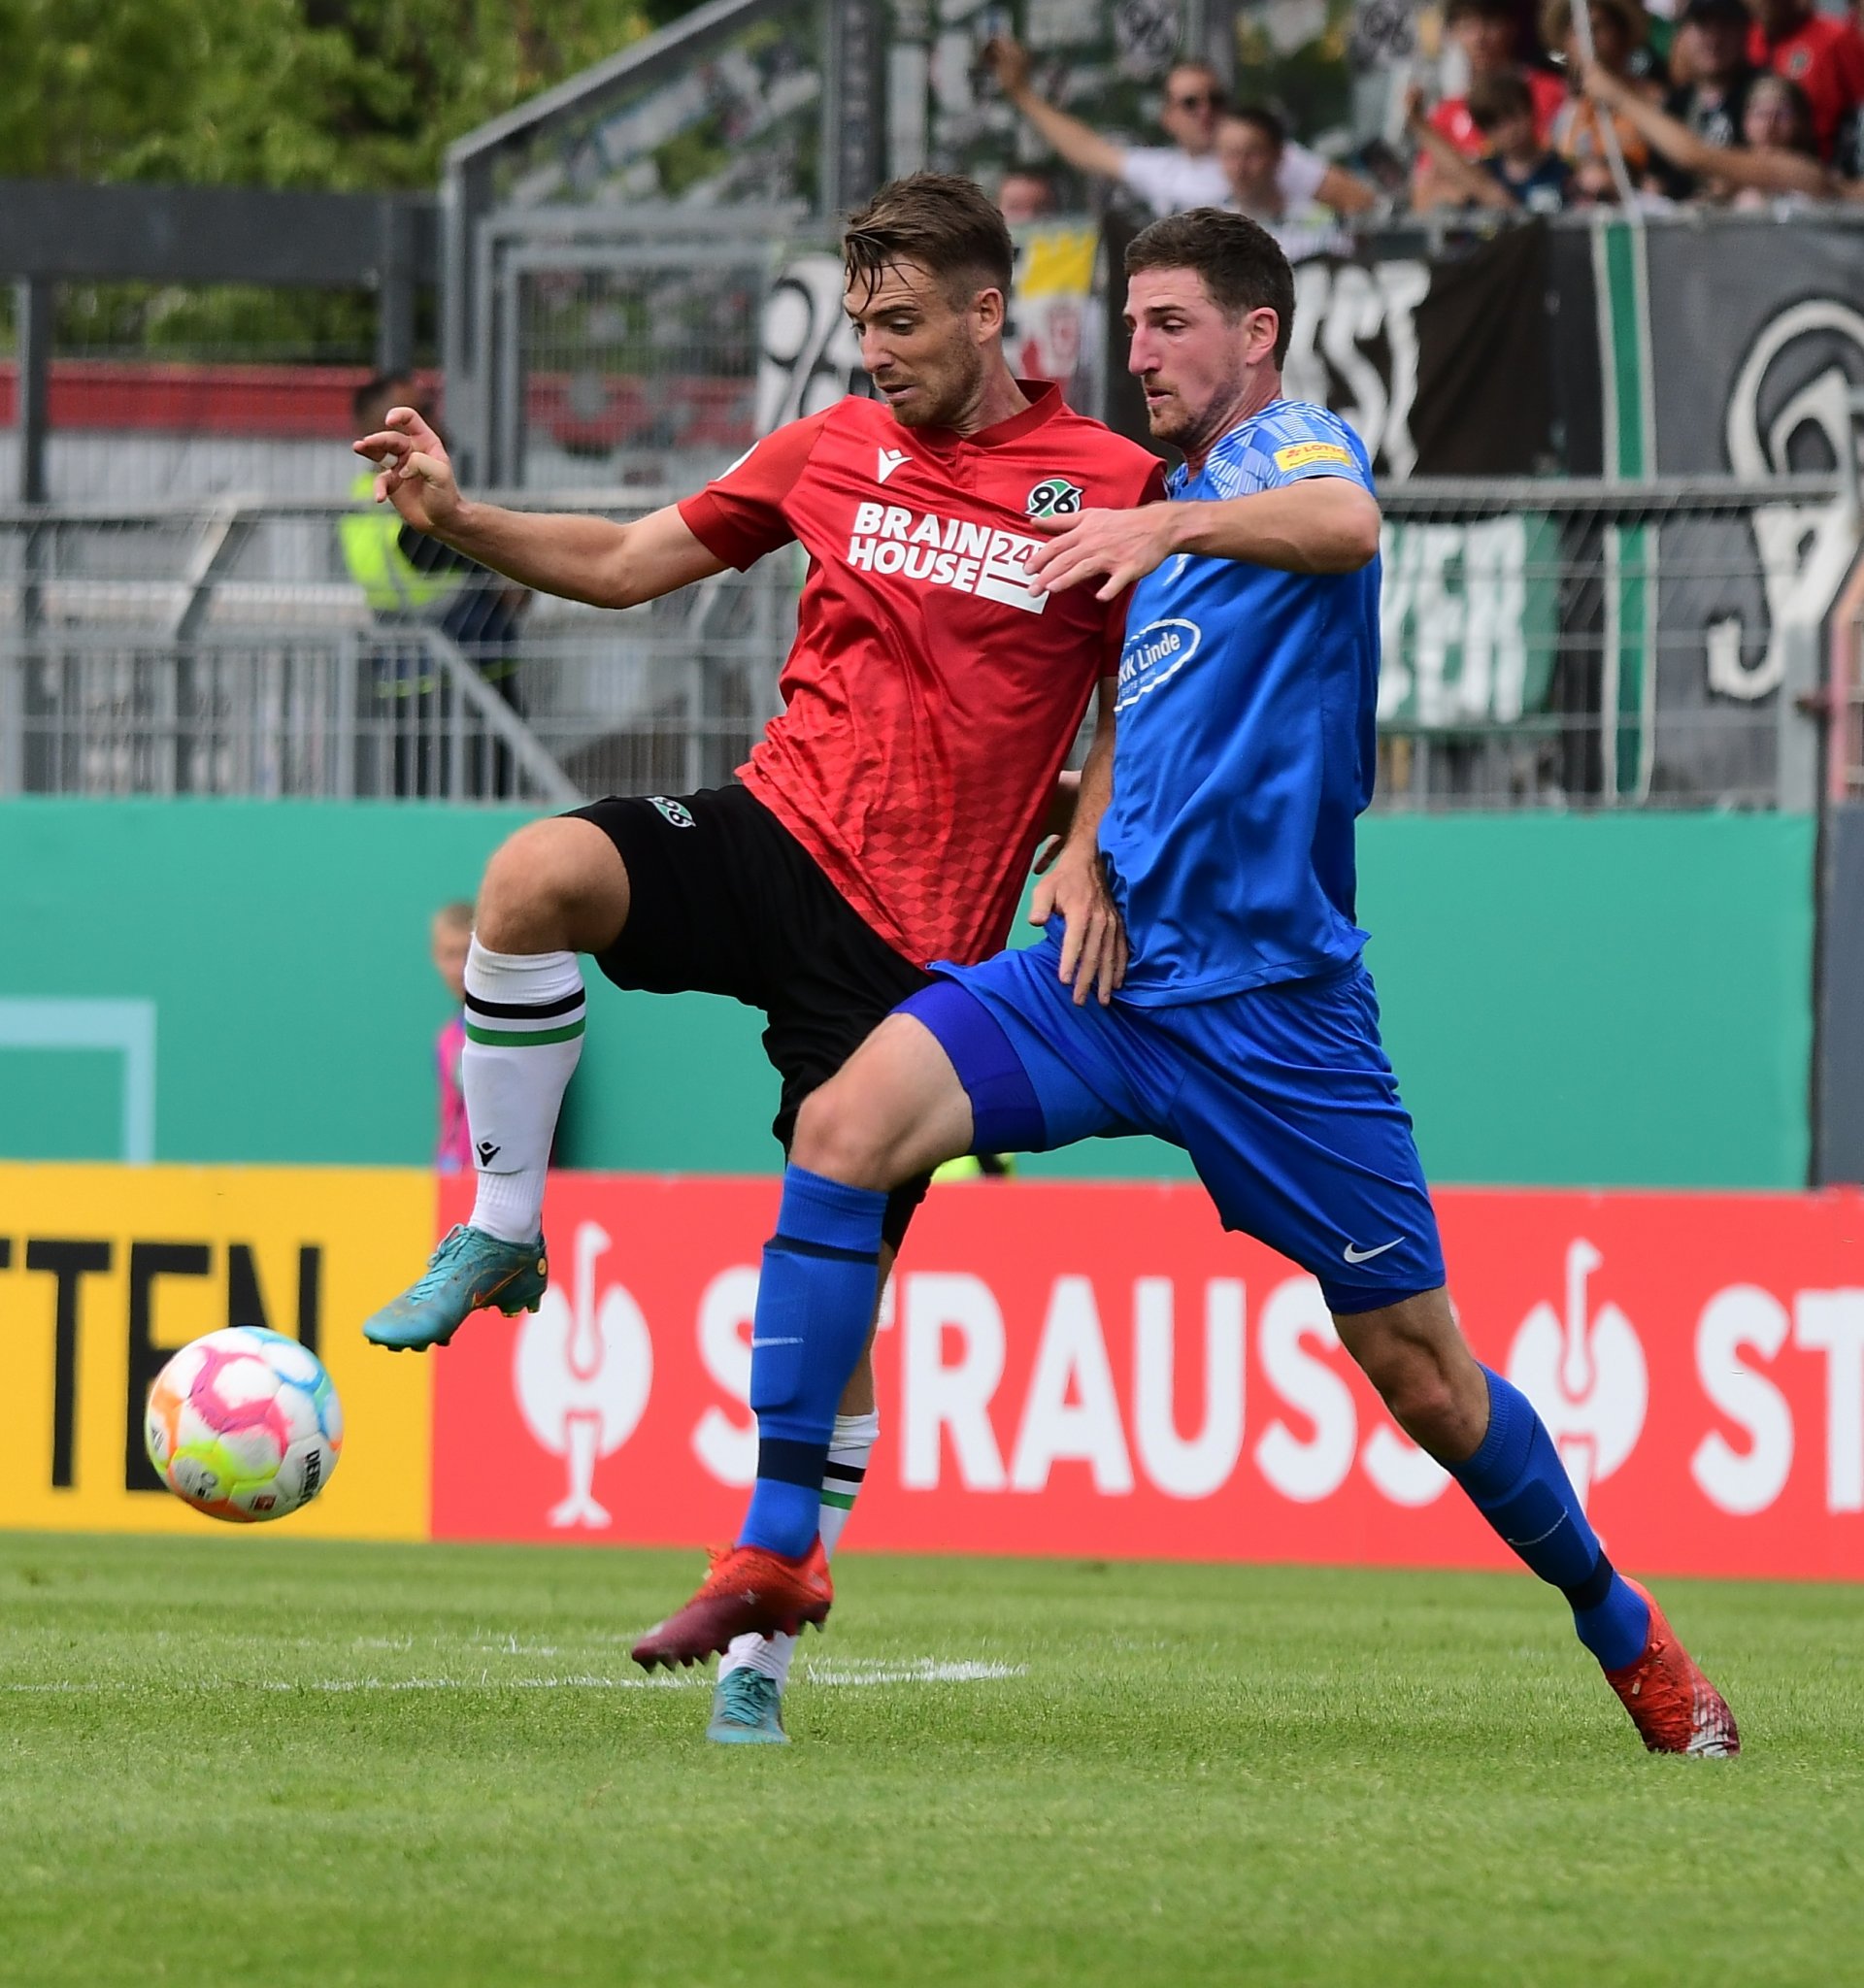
[339,471,462,614]
[931,1153,1017,1182]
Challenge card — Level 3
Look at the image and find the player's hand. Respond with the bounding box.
[351,407,460,535]
[1026,505,1180,602]
[1031,841,1127,1007]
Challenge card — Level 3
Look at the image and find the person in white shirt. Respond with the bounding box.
[983,37,1376,222]
[1215,107,1354,263]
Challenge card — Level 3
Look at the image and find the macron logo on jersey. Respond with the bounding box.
[877,447,910,484]
[846,501,1048,615]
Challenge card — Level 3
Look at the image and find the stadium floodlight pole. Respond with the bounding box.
[1567,5,1639,212]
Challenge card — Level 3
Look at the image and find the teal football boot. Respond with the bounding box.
[706,1670,790,1745]
[362,1224,548,1352]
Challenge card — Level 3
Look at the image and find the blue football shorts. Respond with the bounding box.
[900,930,1447,1315]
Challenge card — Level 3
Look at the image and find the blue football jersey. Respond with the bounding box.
[1100,400,1381,1005]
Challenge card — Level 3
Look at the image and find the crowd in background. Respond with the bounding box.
[982,0,1864,248]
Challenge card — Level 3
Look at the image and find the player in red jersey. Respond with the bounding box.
[353,174,1164,1741]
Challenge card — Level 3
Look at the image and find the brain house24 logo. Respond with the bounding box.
[844,503,1048,613]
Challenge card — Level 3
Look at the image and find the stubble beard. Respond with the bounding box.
[1164,359,1251,463]
[892,342,985,430]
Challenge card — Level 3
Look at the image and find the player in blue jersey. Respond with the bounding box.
[632,210,1739,1759]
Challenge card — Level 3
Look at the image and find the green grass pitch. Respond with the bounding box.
[0,1535,1858,1987]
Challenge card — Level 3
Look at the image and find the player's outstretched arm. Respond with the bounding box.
[352,406,727,610]
[1174,477,1382,575]
[1029,479,1381,599]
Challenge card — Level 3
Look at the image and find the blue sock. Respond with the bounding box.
[738,1166,886,1558]
[1449,1367,1650,1671]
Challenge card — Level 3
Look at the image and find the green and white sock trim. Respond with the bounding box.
[462,985,586,1045]
[462,942,586,1244]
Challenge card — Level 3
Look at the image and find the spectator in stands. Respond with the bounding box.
[345,375,529,658]
[1586,58,1854,196]
[1415,0,1568,206]
[1544,0,1660,196]
[1746,0,1864,162]
[996,168,1057,223]
[1648,0,1759,195]
[341,374,531,795]
[430,900,474,1175]
[982,35,1377,222]
[1215,109,1358,259]
[1407,74,1577,210]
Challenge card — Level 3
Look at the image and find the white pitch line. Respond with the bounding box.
[0,1657,1027,1696]
[802,1659,1027,1687]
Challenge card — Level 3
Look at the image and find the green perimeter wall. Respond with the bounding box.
[0,801,1814,1188]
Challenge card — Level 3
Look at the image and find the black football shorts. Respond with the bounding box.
[567,783,936,1248]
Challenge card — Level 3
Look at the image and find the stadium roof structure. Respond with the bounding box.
[438,0,874,482]
[0,179,436,502]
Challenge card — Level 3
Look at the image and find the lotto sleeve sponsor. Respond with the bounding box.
[1273,441,1355,473]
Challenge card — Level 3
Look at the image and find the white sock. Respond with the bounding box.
[719,1408,880,1688]
[461,939,585,1243]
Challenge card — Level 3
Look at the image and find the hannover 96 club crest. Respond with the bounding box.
[1026,477,1083,518]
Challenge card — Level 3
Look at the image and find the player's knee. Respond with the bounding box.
[477,817,627,954]
[1383,1367,1462,1453]
[792,1083,902,1192]
[1359,1337,1469,1455]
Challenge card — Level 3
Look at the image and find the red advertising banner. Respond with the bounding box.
[431,1175,1864,1579]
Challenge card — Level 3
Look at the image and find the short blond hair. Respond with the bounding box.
[432,899,474,934]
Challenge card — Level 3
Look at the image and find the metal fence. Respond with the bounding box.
[0,478,1851,811]
[0,628,574,804]
[0,492,791,803]
[1376,476,1853,812]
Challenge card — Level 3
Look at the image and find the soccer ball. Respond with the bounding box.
[144,1327,344,1523]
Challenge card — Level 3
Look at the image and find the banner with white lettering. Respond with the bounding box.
[430,1174,1864,1579]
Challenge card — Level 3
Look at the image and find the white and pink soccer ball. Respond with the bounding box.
[144,1327,343,1523]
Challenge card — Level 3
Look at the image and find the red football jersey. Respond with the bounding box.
[1427,69,1566,158]
[1750,15,1864,158]
[678,383,1165,968]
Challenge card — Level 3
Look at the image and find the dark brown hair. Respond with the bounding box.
[1467,69,1536,132]
[1123,208,1297,366]
[844,173,1015,309]
[1225,104,1287,151]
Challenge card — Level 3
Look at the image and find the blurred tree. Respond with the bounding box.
[0,0,657,189]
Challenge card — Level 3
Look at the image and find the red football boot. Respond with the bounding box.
[631,1537,833,1671]
[1604,1580,1740,1757]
